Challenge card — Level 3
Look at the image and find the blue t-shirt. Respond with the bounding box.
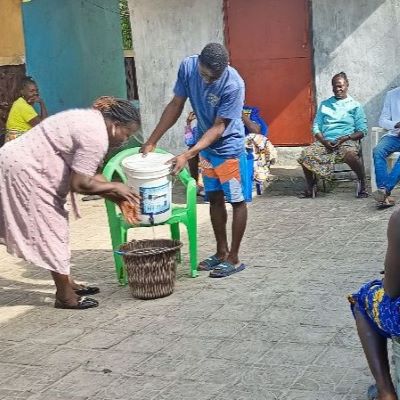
[174,55,245,158]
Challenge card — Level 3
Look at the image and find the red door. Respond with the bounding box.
[224,0,315,146]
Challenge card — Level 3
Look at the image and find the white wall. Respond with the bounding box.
[128,0,224,154]
[312,0,400,172]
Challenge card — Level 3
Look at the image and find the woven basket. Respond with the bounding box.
[120,239,183,300]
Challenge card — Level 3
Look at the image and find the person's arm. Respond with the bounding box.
[38,98,48,119]
[168,117,227,174]
[383,209,400,298]
[379,92,398,131]
[70,172,139,204]
[335,105,368,145]
[141,95,186,154]
[27,98,48,127]
[242,112,261,135]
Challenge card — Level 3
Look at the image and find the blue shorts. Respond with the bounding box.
[200,151,249,203]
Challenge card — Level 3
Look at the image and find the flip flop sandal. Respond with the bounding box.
[377,197,395,209]
[198,255,223,271]
[74,286,100,296]
[209,261,246,278]
[54,296,99,310]
[372,189,387,203]
[356,181,369,198]
[297,184,317,199]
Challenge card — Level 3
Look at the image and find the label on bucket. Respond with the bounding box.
[140,183,170,215]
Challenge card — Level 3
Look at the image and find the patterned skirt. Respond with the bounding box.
[297,141,359,178]
[348,279,400,338]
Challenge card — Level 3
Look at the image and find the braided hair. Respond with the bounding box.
[20,76,37,90]
[92,96,140,124]
[332,71,349,85]
[198,43,229,75]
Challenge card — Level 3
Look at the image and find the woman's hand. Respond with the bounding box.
[111,182,140,205]
[118,200,140,225]
[322,140,336,152]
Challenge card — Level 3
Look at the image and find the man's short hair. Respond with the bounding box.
[198,43,229,75]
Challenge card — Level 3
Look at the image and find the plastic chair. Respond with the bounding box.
[102,147,198,285]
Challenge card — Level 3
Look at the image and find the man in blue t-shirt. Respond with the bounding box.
[141,43,247,278]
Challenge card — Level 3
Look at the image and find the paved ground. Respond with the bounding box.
[0,169,397,400]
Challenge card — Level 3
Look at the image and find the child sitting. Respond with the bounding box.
[349,208,400,400]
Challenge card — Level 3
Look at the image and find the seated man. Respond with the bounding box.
[372,86,400,208]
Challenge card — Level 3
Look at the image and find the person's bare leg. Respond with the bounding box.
[226,201,247,266]
[51,271,79,305]
[343,151,367,192]
[354,305,397,399]
[188,153,199,184]
[208,190,229,260]
[301,165,315,195]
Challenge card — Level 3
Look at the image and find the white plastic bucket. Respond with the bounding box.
[121,153,174,225]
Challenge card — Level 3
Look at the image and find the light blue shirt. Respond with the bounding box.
[379,87,400,137]
[313,95,368,141]
[173,55,245,158]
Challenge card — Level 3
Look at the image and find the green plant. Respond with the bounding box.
[120,0,132,50]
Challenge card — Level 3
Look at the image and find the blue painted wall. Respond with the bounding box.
[22,0,126,114]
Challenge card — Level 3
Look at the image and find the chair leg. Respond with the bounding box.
[111,226,128,286]
[186,222,198,278]
[169,223,181,263]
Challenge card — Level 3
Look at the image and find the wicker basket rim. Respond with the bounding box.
[120,239,183,257]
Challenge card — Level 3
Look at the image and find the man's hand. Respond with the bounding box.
[167,153,188,175]
[139,142,156,156]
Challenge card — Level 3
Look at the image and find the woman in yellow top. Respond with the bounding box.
[5,76,48,142]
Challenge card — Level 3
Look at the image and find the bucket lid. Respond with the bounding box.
[121,152,174,174]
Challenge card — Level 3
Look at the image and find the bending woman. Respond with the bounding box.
[0,96,140,309]
[298,72,368,198]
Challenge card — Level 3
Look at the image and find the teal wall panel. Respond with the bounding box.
[22,0,126,114]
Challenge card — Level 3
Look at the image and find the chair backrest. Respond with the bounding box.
[370,127,387,149]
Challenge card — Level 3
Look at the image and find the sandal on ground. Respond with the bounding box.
[209,261,246,278]
[367,384,377,400]
[82,195,102,201]
[355,181,369,198]
[198,255,224,271]
[356,189,369,198]
[54,296,99,309]
[297,185,317,199]
[73,286,100,296]
[377,196,395,209]
[372,188,388,203]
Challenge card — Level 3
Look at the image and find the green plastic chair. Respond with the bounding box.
[102,147,198,285]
